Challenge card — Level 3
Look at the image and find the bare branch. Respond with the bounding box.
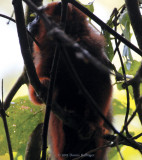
[123,64,142,124]
[125,0,142,49]
[0,14,15,23]
[0,83,13,160]
[41,1,69,159]
[0,108,14,160]
[12,0,44,101]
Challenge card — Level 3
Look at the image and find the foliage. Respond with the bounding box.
[104,17,115,61]
[102,3,142,159]
[0,96,44,159]
[119,10,133,70]
[117,60,142,98]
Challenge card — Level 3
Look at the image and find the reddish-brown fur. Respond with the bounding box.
[28,2,112,160]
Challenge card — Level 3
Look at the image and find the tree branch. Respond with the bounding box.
[0,79,13,160]
[12,0,44,101]
[125,0,142,49]
[123,63,142,124]
[69,0,142,57]
[0,106,13,160]
[41,1,69,159]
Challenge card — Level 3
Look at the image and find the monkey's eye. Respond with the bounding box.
[27,15,40,36]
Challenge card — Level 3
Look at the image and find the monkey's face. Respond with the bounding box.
[28,15,40,36]
[27,2,61,37]
[27,2,86,38]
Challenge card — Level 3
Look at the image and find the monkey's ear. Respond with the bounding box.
[27,15,40,36]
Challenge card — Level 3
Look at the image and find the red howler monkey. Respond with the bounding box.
[28,2,112,160]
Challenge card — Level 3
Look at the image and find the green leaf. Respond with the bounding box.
[84,3,94,22]
[108,145,123,160]
[104,31,114,61]
[0,96,44,159]
[77,0,94,22]
[119,10,130,28]
[84,3,94,13]
[118,60,141,76]
[103,18,114,62]
[119,10,133,69]
[112,99,127,115]
[117,60,141,98]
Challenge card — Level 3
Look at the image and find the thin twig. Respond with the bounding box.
[125,0,142,50]
[41,1,68,159]
[116,145,124,160]
[73,144,111,160]
[123,64,142,124]
[0,14,40,47]
[114,22,130,136]
[41,46,60,160]
[7,11,14,24]
[69,0,142,57]
[0,80,13,160]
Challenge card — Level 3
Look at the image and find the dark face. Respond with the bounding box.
[27,2,62,36]
[27,15,40,36]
